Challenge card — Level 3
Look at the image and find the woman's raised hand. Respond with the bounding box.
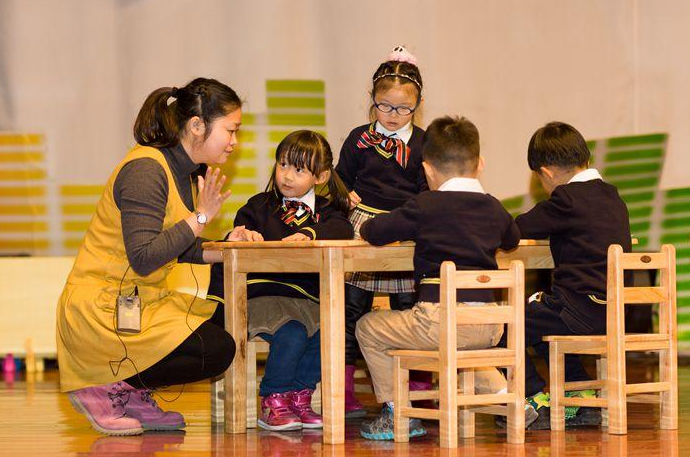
[196,167,232,223]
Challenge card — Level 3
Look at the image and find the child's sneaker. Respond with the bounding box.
[286,389,323,429]
[360,404,426,441]
[525,391,551,430]
[494,397,541,429]
[564,389,597,419]
[125,387,186,431]
[564,389,601,427]
[258,393,302,431]
[68,382,143,435]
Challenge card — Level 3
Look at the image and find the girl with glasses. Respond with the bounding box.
[334,46,430,418]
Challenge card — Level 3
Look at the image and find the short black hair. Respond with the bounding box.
[422,116,480,175]
[527,121,591,171]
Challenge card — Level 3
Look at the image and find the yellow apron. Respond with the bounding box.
[56,146,218,392]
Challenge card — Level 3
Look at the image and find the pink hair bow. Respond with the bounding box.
[387,46,418,66]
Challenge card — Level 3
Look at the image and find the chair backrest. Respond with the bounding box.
[607,244,677,339]
[438,260,525,370]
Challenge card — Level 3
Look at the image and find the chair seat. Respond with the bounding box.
[389,347,514,359]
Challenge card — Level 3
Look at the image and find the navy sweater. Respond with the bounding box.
[515,179,632,332]
[360,190,520,302]
[335,124,428,211]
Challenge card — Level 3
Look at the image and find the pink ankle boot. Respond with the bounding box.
[410,377,437,409]
[68,381,143,435]
[345,365,366,418]
[258,393,302,431]
[287,389,323,429]
[125,387,185,431]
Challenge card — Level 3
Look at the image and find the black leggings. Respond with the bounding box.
[125,304,235,389]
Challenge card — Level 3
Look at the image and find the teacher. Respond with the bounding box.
[56,77,242,435]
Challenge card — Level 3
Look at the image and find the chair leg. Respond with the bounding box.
[659,346,678,430]
[211,378,225,424]
[506,366,525,444]
[607,347,627,435]
[459,370,475,439]
[393,357,410,443]
[549,342,565,431]
[312,382,322,414]
[597,357,608,428]
[246,341,258,428]
[439,363,458,448]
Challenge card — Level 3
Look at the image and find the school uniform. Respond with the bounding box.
[514,168,632,396]
[336,121,428,364]
[208,190,353,395]
[355,178,521,403]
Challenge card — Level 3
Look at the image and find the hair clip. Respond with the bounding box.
[387,45,418,66]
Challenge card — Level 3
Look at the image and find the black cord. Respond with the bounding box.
[108,262,206,404]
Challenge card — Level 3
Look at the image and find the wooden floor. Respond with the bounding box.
[0,357,687,456]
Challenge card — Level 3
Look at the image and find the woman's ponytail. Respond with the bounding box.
[133,87,179,148]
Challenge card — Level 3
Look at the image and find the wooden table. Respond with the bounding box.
[202,239,554,444]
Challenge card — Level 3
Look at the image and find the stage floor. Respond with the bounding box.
[0,356,687,456]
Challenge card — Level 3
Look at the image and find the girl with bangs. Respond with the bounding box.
[207,130,353,431]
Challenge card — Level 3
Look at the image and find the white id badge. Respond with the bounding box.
[116,295,141,333]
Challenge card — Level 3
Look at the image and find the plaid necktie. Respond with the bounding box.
[356,123,410,168]
[281,200,317,227]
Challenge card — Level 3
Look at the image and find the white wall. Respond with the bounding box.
[1,0,688,198]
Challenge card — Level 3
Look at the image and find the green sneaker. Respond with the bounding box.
[526,391,550,411]
[564,389,596,420]
[525,391,551,430]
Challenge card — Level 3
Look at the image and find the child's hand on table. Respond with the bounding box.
[226,225,264,242]
[282,233,311,241]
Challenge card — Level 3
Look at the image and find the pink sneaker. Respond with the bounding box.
[68,382,143,435]
[287,389,323,429]
[125,387,186,431]
[258,393,302,431]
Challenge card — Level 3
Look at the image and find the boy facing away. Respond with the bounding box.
[355,115,532,440]
[513,121,632,429]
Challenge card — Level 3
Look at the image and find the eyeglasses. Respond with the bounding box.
[373,100,417,116]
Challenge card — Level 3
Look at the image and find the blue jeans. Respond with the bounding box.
[258,320,321,396]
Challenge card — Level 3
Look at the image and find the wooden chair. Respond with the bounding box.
[390,260,526,447]
[211,338,321,427]
[544,244,677,434]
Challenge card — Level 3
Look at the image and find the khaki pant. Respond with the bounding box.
[355,301,507,403]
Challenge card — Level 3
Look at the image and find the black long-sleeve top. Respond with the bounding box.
[207,192,354,302]
[335,124,428,211]
[360,191,521,302]
[113,143,206,276]
[515,179,632,331]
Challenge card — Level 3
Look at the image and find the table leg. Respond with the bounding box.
[320,247,345,444]
[224,249,248,434]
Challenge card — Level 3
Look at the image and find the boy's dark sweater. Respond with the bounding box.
[335,123,428,211]
[360,190,521,302]
[515,179,632,333]
[208,192,354,303]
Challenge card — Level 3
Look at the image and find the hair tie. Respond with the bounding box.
[170,87,179,98]
[387,45,418,66]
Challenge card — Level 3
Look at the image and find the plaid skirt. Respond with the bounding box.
[347,206,415,293]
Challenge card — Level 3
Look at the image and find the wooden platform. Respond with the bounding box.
[0,357,685,456]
